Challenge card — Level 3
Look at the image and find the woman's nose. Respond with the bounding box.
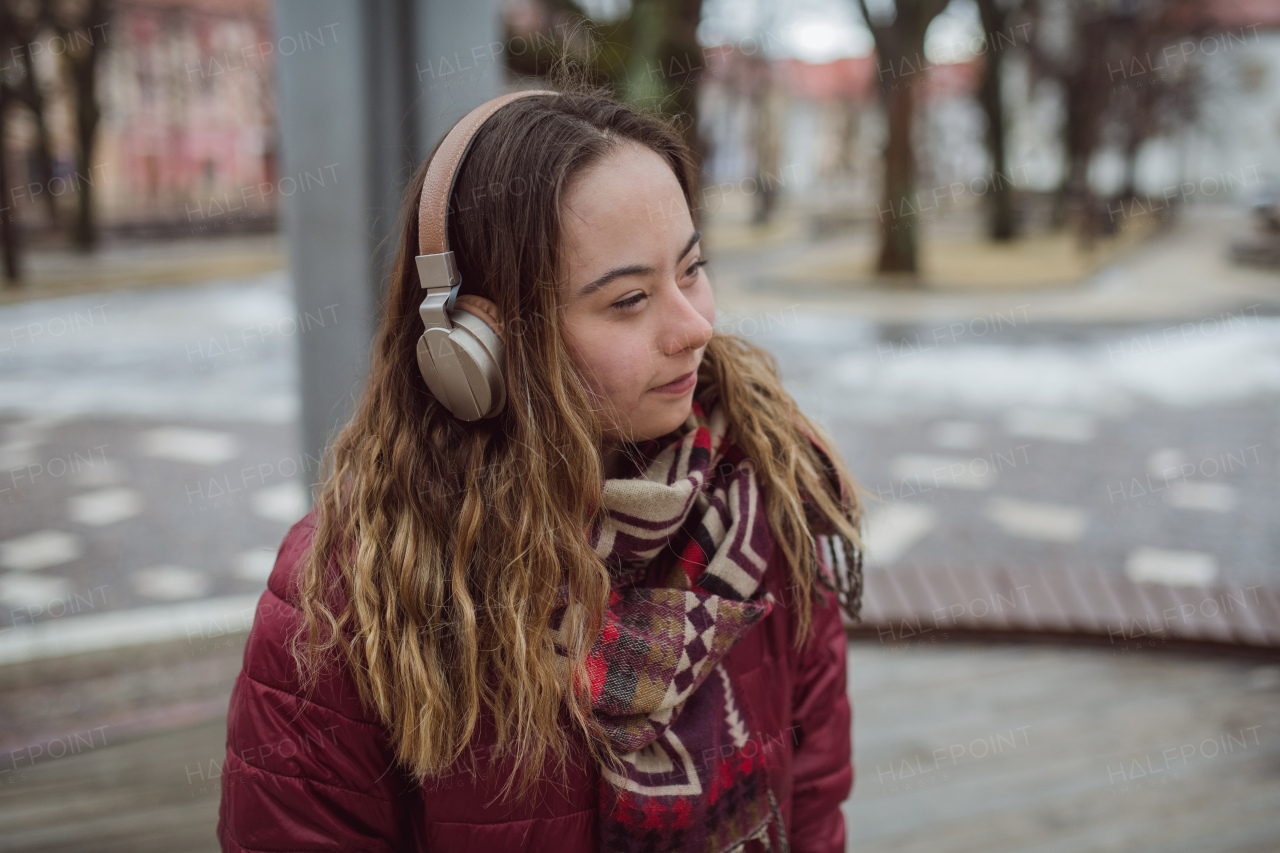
[659,286,713,357]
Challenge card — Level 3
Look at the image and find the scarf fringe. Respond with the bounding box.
[815,532,864,624]
[729,788,789,853]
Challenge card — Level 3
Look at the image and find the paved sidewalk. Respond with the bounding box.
[0,205,1277,657]
[0,235,282,306]
[707,204,1280,325]
[1,639,1277,852]
[0,200,1277,850]
[707,204,1280,653]
[842,640,1280,853]
[1,270,307,645]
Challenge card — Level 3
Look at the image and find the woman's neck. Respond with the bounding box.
[602,444,628,479]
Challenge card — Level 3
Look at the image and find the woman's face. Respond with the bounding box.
[558,141,715,448]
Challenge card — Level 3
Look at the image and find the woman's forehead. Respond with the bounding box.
[560,146,692,275]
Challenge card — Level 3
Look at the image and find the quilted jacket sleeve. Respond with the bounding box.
[217,516,411,852]
[788,585,853,853]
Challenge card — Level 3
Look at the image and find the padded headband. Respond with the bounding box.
[417,89,558,259]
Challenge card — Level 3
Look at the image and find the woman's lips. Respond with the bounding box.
[651,370,697,394]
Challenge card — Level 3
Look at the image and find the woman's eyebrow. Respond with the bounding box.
[576,230,702,299]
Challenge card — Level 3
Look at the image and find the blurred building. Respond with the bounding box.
[699,44,986,219]
[6,0,279,238]
[698,0,1280,221]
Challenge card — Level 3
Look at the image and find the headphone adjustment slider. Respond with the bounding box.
[416,251,461,330]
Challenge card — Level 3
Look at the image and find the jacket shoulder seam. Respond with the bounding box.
[225,748,400,802]
[239,670,385,730]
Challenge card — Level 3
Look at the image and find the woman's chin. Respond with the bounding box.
[645,406,693,439]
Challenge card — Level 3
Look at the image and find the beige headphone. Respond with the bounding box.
[414,89,557,421]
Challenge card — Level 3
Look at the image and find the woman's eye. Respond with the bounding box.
[613,292,646,310]
[612,261,706,311]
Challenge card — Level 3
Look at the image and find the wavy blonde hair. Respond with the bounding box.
[291,85,867,803]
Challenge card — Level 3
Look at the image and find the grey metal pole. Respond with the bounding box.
[272,0,501,502]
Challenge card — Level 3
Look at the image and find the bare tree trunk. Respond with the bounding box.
[0,86,20,285]
[52,0,108,252]
[975,0,1016,241]
[857,0,953,277]
[1031,9,1112,242]
[662,0,707,197]
[878,80,919,272]
[0,2,57,245]
[69,56,100,251]
[10,38,60,228]
[837,100,859,175]
[751,81,782,224]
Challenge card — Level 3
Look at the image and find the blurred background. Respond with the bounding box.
[1,0,1278,850]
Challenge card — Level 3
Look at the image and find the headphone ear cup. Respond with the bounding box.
[450,310,507,418]
[416,311,506,421]
[451,294,507,346]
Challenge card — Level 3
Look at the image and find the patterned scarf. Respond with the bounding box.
[549,384,844,853]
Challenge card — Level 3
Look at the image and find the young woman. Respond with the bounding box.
[217,85,866,853]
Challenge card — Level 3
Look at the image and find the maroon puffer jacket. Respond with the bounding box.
[217,511,854,852]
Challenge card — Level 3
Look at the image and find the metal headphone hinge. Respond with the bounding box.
[416,251,461,330]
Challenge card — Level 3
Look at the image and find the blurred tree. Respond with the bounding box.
[973,0,1029,242]
[747,56,783,225]
[45,0,109,252]
[505,0,708,198]
[1108,0,1206,204]
[1026,0,1120,246]
[2,1,59,229]
[856,0,953,276]
[1027,0,1207,246]
[1,0,63,285]
[621,0,707,190]
[0,80,16,284]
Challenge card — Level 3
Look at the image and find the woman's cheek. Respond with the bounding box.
[572,322,649,409]
[599,353,645,409]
